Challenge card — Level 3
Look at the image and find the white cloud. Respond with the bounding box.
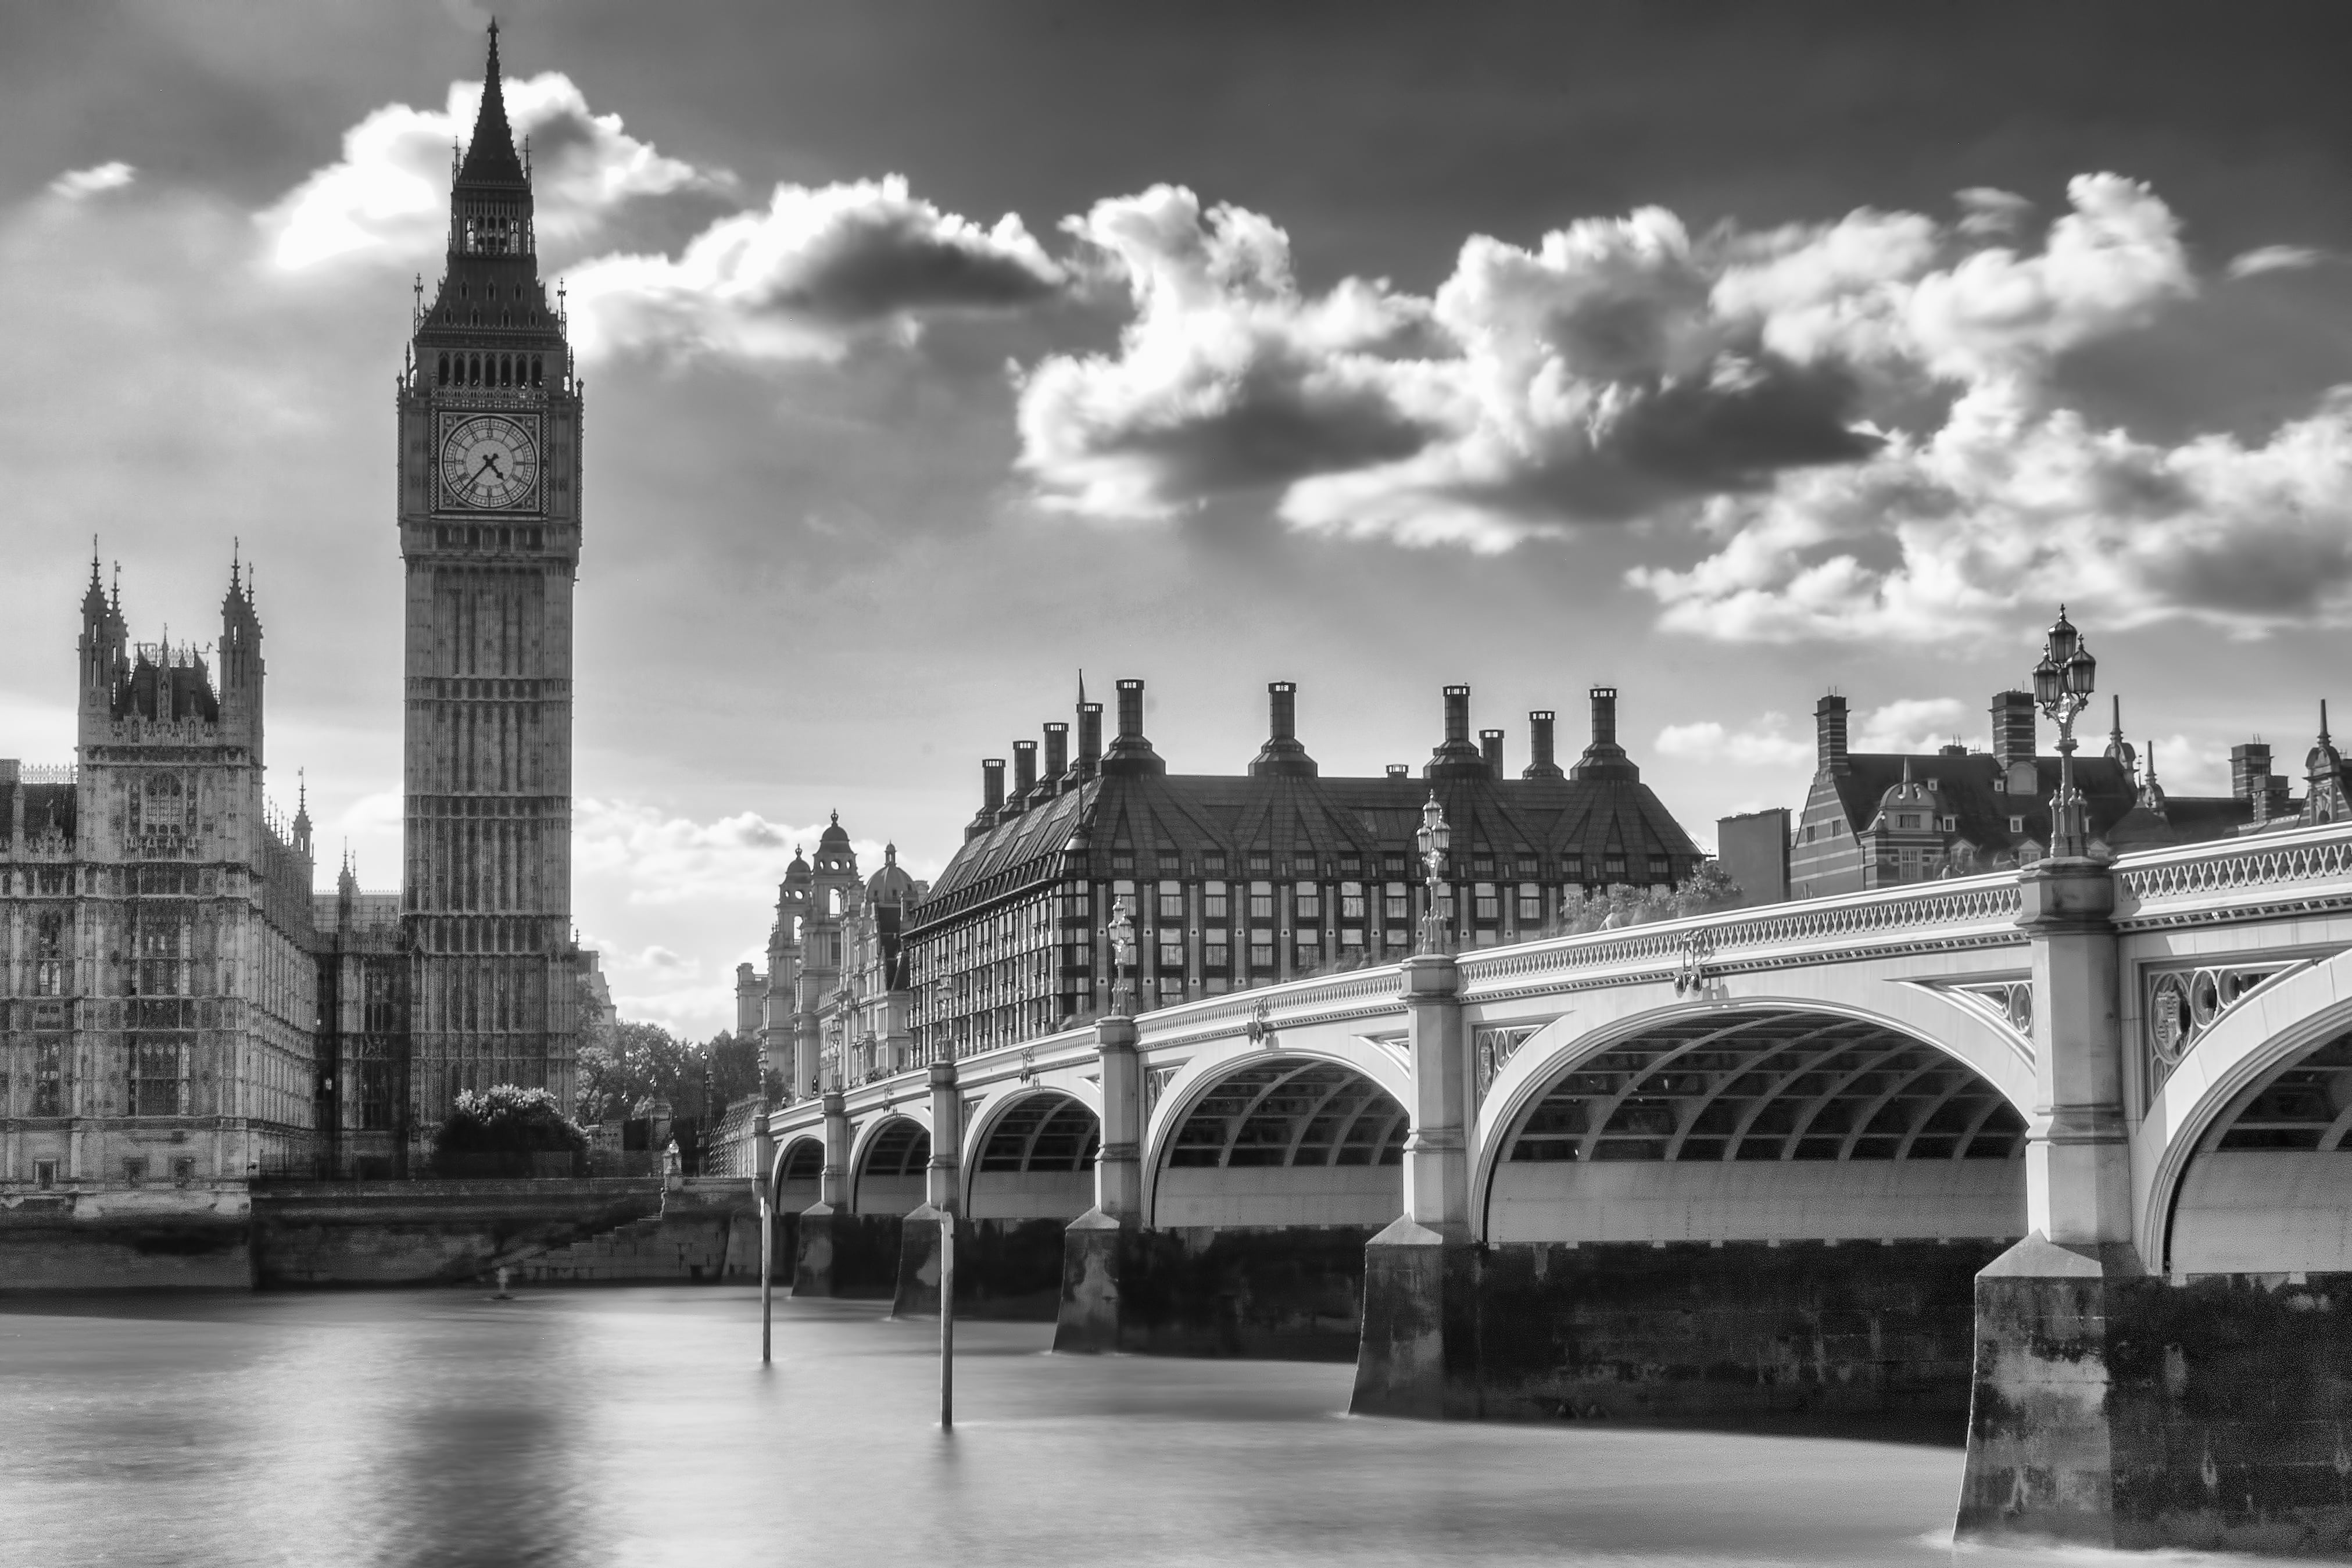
[1653,714,1813,768]
[49,162,134,201]
[1020,185,1880,552]
[1630,378,2352,642]
[2227,245,2325,280]
[259,71,712,271]
[567,175,1068,364]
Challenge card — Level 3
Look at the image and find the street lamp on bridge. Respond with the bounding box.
[2031,605,2098,860]
[1416,793,1452,955]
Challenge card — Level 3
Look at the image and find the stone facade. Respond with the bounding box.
[1,564,318,1191]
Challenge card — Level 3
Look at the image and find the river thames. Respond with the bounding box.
[0,1286,2254,1568]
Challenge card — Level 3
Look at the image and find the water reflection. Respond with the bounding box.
[0,1288,2257,1568]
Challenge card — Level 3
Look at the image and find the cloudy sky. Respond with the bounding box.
[8,2,2352,1036]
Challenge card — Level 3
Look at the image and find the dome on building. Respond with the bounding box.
[1871,758,1941,826]
[867,842,918,905]
[819,810,851,849]
[785,844,811,881]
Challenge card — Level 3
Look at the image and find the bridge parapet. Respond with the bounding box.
[2110,818,2352,930]
[1459,871,2025,1003]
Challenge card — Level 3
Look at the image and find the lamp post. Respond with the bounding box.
[2032,605,2099,860]
[1416,793,1452,955]
[1107,896,1137,1016]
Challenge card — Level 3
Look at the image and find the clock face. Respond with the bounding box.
[439,414,540,511]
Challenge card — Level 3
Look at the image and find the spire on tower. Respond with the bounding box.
[456,21,527,186]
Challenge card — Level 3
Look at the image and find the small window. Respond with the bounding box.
[122,1158,148,1186]
[1157,881,1184,921]
[172,1157,196,1184]
[33,1160,57,1190]
[2009,815,2025,833]
[1248,851,1272,874]
[1295,882,1322,921]
[1943,815,1957,832]
[1383,883,1409,922]
[1203,882,1229,921]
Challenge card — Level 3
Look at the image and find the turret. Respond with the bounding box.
[219,547,264,761]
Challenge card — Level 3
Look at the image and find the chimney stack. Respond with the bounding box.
[2231,741,2271,802]
[1101,678,1166,776]
[1010,739,1038,808]
[1991,692,2037,769]
[1523,710,1564,781]
[1570,686,1639,781]
[1043,721,1069,787]
[982,758,1005,815]
[1386,764,1409,779]
[1816,694,1849,776]
[1479,728,1505,778]
[1251,681,1319,777]
[1077,703,1103,779]
[1426,685,1488,778]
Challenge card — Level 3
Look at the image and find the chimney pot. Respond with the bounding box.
[1524,710,1563,780]
[1116,679,1144,740]
[981,758,1005,814]
[1043,721,1069,785]
[1386,764,1409,779]
[1077,703,1104,778]
[1444,685,1471,745]
[1250,681,1318,776]
[1101,679,1165,776]
[1011,739,1038,800]
[1480,728,1505,778]
[1268,681,1297,741]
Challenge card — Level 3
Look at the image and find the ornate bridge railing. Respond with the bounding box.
[2110,819,2352,930]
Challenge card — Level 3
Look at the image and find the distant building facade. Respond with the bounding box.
[1718,690,2339,904]
[743,820,930,1100]
[902,679,1705,1062]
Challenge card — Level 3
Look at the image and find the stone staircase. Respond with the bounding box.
[506,1179,766,1284]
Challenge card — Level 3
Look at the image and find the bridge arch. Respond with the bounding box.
[851,1114,930,1216]
[964,1089,1101,1221]
[772,1134,824,1215]
[1144,1051,1408,1229]
[2139,948,2352,1273]
[1476,1003,2029,1245]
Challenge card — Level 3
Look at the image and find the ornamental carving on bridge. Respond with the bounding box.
[2145,959,2310,1091]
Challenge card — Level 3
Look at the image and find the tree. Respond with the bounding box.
[574,1021,769,1124]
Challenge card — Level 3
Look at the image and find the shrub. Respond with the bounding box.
[434,1084,589,1158]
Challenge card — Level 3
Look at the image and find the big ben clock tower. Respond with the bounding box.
[397,23,581,1143]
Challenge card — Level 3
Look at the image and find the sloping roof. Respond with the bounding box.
[912,765,1705,928]
[1821,750,2249,854]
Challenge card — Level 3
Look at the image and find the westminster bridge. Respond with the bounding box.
[766,824,2352,1555]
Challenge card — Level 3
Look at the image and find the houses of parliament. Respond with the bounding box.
[0,28,585,1187]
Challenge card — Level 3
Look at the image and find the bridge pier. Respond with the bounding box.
[791,1091,853,1297]
[1054,1012,1140,1352]
[1352,952,1483,1417]
[892,1061,962,1318]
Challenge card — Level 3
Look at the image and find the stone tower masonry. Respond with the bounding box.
[395,24,582,1139]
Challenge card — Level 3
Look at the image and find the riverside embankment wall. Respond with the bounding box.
[0,1178,781,1290]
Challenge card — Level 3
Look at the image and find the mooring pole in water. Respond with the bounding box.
[759,1190,774,1365]
[940,1211,955,1429]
